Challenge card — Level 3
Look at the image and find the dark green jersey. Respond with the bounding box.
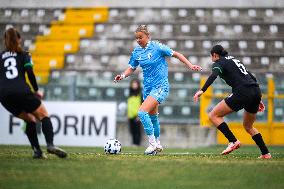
[212,56,257,89]
[201,56,258,93]
[0,51,35,95]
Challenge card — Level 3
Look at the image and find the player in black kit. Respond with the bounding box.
[194,45,271,159]
[0,28,67,158]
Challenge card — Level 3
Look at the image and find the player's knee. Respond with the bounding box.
[33,105,49,120]
[26,117,36,123]
[19,113,36,123]
[34,112,47,120]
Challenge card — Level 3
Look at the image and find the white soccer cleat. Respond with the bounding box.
[221,140,241,155]
[144,142,157,155]
[156,140,163,152]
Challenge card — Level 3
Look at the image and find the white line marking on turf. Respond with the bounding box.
[121,152,216,155]
[70,152,217,156]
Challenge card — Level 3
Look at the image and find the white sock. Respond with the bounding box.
[156,137,161,145]
[148,134,156,144]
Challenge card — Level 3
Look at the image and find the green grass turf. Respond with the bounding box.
[0,145,283,189]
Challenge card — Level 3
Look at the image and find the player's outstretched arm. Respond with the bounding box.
[114,67,135,83]
[172,51,202,71]
[193,70,219,102]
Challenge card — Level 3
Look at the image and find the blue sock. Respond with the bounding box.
[138,111,154,135]
[150,114,160,139]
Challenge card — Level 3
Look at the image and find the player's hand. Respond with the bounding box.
[35,91,43,99]
[113,74,125,83]
[193,90,203,103]
[190,65,202,71]
[258,101,265,112]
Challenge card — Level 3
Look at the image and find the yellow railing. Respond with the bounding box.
[200,76,284,145]
[30,7,109,85]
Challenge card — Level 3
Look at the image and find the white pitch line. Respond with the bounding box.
[120,152,216,155]
[69,152,217,156]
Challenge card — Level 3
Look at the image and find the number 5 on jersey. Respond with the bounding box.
[232,58,248,75]
[225,56,248,75]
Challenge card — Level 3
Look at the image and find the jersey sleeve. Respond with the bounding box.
[155,41,174,57]
[200,62,223,92]
[23,52,38,91]
[23,52,33,68]
[201,68,219,92]
[211,62,223,75]
[128,51,139,69]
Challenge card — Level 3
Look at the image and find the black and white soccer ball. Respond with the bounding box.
[104,139,122,154]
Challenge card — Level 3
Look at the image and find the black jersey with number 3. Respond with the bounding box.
[0,51,33,96]
[212,56,257,89]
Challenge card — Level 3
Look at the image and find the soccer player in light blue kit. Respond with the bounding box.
[114,25,202,154]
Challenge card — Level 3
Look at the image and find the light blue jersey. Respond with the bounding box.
[128,41,174,102]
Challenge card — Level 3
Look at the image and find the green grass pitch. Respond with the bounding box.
[0,145,283,189]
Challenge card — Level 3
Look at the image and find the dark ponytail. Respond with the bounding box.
[210,45,228,57]
[129,78,141,96]
[4,27,23,53]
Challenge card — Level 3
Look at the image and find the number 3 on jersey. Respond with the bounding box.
[4,57,18,79]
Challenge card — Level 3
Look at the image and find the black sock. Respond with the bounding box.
[41,117,54,146]
[252,133,269,155]
[217,122,237,143]
[25,122,41,152]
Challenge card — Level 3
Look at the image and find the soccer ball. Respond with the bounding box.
[104,139,122,154]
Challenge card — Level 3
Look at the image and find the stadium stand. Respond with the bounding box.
[0,1,283,146]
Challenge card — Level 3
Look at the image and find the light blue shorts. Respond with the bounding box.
[143,86,169,104]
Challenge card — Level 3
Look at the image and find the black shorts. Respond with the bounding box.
[0,92,41,116]
[225,85,261,113]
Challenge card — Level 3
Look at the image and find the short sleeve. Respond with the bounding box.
[23,52,33,68]
[212,62,223,75]
[156,41,174,57]
[128,51,139,69]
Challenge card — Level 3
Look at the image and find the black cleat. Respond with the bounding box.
[33,149,47,159]
[47,145,67,158]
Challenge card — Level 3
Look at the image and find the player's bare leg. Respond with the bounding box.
[243,111,258,136]
[18,112,36,123]
[243,111,271,159]
[209,100,241,155]
[139,96,159,113]
[32,104,67,158]
[209,100,234,126]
